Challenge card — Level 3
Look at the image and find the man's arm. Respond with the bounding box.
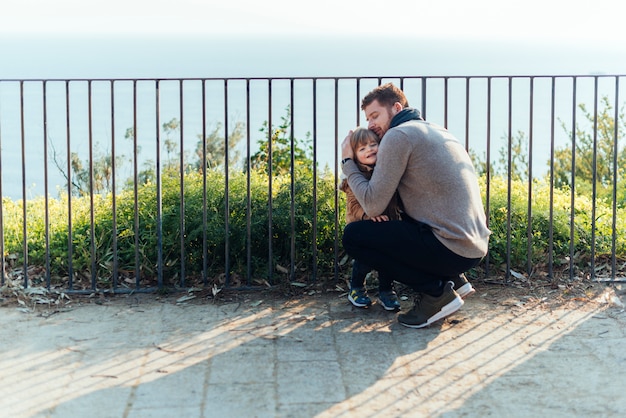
[345,132,410,216]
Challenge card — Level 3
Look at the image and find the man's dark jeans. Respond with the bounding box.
[342,219,481,295]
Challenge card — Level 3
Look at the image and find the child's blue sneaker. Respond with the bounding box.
[378,290,401,311]
[348,287,372,308]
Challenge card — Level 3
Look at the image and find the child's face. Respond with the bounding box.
[355,140,379,165]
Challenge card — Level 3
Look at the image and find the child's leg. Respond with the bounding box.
[377,272,400,311]
[378,273,394,292]
[348,259,373,307]
[350,259,371,289]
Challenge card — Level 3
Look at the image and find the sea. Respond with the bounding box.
[1,34,626,200]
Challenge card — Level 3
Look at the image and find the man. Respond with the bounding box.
[341,83,490,328]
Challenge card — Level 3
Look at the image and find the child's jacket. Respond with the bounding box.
[339,162,400,224]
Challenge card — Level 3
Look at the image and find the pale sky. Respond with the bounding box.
[2,0,625,78]
[1,0,622,44]
[0,0,624,199]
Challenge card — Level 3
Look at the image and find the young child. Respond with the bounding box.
[339,127,401,311]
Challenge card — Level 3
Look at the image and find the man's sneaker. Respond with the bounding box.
[348,287,372,308]
[397,282,463,329]
[377,290,401,311]
[449,273,475,298]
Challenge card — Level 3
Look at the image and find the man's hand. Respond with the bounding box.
[370,215,390,222]
[341,130,354,160]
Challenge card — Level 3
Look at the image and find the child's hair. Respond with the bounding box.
[350,127,379,163]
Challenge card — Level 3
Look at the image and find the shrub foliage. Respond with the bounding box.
[3,102,625,289]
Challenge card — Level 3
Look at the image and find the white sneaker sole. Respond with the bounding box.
[377,297,400,311]
[348,294,371,308]
[455,282,476,299]
[399,296,464,329]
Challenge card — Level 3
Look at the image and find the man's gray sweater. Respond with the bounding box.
[343,119,491,259]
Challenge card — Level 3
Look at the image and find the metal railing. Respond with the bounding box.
[0,75,624,293]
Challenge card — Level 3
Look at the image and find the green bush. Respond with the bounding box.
[2,165,345,288]
[4,168,625,289]
[485,175,625,273]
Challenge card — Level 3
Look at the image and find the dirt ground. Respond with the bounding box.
[2,266,626,314]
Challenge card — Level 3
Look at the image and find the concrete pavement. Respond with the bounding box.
[1,287,625,418]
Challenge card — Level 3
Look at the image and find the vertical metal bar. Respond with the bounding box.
[65,80,74,289]
[421,78,427,120]
[569,77,577,281]
[19,81,28,287]
[0,82,4,287]
[333,78,340,282]
[132,80,140,288]
[178,79,185,288]
[311,78,318,282]
[43,81,51,288]
[223,79,230,286]
[245,79,252,285]
[201,80,208,286]
[464,78,470,151]
[155,80,163,288]
[110,80,119,289]
[88,81,97,290]
[506,77,513,281]
[485,77,492,279]
[444,77,449,128]
[590,76,599,280]
[610,76,620,280]
[548,77,556,281]
[526,77,535,276]
[356,78,361,126]
[267,79,274,283]
[343,75,361,283]
[289,78,296,281]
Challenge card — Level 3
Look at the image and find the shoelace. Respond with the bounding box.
[410,293,425,312]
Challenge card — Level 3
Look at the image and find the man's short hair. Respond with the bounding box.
[361,83,409,110]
